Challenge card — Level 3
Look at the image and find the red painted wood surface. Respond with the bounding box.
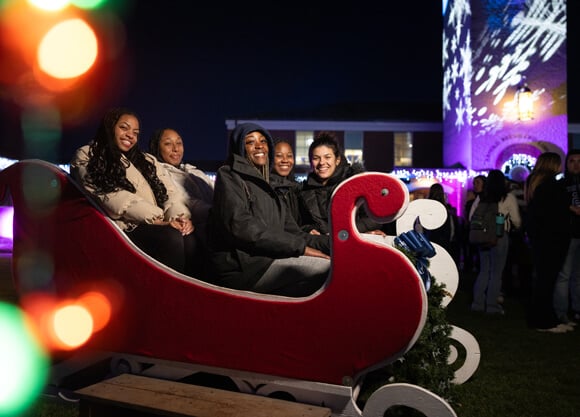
[0,160,426,385]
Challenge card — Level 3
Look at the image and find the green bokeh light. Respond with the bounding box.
[0,302,49,417]
[71,0,108,9]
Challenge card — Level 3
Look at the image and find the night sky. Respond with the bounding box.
[109,2,446,165]
[0,1,578,165]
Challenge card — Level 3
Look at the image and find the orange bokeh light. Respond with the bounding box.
[52,304,93,348]
[77,291,112,332]
[19,289,113,352]
[37,18,98,79]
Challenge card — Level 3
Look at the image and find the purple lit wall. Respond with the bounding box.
[0,206,13,252]
[443,0,567,174]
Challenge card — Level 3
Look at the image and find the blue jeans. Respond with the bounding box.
[253,256,331,297]
[553,238,580,320]
[472,234,509,313]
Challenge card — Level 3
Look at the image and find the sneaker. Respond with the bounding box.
[558,323,575,332]
[537,326,568,334]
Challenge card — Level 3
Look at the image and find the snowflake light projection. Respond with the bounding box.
[443,0,567,170]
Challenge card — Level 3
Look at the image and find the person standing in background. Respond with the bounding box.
[464,175,487,273]
[553,149,580,325]
[425,183,460,266]
[470,170,521,315]
[524,152,572,333]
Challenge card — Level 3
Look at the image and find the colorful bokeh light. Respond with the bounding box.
[27,0,70,12]
[37,18,98,79]
[71,0,108,9]
[78,290,112,332]
[0,302,48,417]
[0,0,129,147]
[52,303,93,348]
[20,290,113,352]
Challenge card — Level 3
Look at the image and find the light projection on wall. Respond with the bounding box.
[443,0,567,170]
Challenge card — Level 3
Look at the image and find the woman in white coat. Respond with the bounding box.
[70,108,198,275]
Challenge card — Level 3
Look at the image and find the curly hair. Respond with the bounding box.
[84,108,168,206]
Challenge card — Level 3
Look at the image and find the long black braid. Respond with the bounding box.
[84,108,168,207]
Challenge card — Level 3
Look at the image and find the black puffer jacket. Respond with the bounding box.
[299,161,382,234]
[206,123,329,290]
[270,172,302,226]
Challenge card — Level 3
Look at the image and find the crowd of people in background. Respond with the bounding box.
[458,151,580,333]
[70,107,580,332]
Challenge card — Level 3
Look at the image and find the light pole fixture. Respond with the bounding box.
[515,83,533,121]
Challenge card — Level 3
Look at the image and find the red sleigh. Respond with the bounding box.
[0,159,461,417]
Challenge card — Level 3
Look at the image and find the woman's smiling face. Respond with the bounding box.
[273,142,294,177]
[311,145,340,184]
[114,114,140,153]
[158,129,184,167]
[244,131,269,167]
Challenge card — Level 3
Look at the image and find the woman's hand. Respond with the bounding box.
[365,229,386,237]
[153,216,194,235]
[309,229,321,235]
[304,246,331,260]
[171,216,194,236]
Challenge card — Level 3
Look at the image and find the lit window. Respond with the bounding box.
[344,131,363,165]
[295,131,314,167]
[394,132,413,167]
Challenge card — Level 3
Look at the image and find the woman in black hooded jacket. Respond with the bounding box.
[298,132,385,236]
[270,139,302,225]
[205,123,330,296]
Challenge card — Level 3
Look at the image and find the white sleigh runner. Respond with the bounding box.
[0,160,479,417]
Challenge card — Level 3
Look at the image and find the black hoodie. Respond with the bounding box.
[206,123,329,290]
[299,160,382,234]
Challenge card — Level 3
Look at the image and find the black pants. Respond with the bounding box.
[127,223,198,275]
[527,237,568,329]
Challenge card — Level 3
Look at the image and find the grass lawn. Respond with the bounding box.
[443,272,580,417]
[14,270,580,417]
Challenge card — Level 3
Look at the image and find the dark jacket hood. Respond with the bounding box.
[228,123,274,166]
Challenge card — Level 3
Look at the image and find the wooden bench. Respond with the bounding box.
[75,373,332,417]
